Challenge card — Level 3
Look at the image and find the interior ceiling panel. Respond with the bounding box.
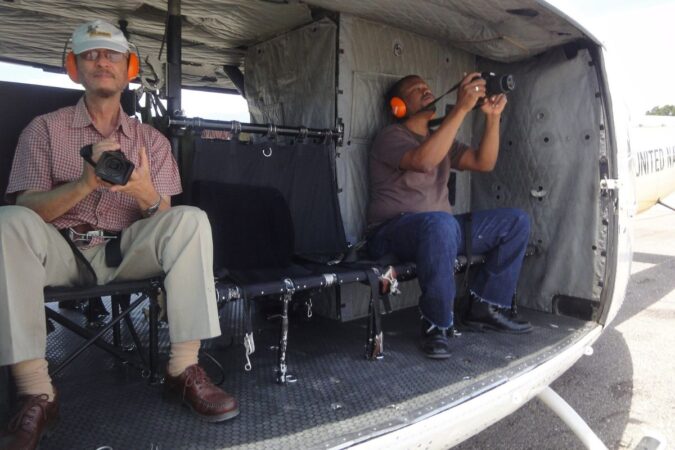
[307,0,589,62]
[0,0,592,92]
[0,0,312,91]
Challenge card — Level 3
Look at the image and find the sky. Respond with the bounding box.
[547,0,675,117]
[0,64,250,122]
[0,1,673,120]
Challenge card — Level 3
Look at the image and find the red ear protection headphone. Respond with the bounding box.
[62,41,140,84]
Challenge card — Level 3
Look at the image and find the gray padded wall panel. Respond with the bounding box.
[472,47,605,311]
[308,0,585,63]
[337,15,475,244]
[245,18,336,129]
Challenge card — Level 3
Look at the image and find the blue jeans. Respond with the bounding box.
[368,209,531,329]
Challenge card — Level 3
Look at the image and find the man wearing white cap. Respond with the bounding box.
[0,20,238,449]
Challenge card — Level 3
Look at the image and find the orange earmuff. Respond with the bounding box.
[63,51,140,84]
[64,52,79,83]
[127,53,139,80]
[390,96,407,119]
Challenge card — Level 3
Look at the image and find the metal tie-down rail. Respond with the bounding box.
[168,117,344,146]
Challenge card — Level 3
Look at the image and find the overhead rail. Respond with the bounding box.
[168,116,344,145]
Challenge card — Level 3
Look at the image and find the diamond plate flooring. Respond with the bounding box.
[34,297,592,450]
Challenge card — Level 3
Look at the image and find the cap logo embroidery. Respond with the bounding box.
[87,25,112,38]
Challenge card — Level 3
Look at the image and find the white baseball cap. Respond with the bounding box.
[71,20,130,55]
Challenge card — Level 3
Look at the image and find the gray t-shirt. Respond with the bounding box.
[367,124,470,227]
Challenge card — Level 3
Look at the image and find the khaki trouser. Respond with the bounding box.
[0,205,221,366]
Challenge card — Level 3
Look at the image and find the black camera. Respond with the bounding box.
[80,145,135,185]
[480,72,515,96]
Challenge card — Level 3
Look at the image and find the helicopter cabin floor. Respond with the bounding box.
[34,297,594,450]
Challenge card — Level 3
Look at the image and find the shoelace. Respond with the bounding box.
[8,394,49,433]
[181,365,210,397]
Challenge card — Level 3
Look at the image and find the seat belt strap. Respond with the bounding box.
[105,235,124,268]
[365,268,384,360]
[58,229,98,286]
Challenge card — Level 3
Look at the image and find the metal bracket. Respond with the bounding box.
[243,332,255,372]
[141,54,165,93]
[335,118,345,146]
[306,298,313,319]
[230,120,242,136]
[267,123,277,138]
[379,266,400,295]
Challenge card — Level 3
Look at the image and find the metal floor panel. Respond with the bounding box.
[39,298,592,450]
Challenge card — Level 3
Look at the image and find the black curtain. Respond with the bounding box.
[192,138,347,258]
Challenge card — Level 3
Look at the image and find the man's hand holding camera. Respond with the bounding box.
[109,145,158,204]
[80,137,162,215]
[455,72,507,117]
[79,137,122,191]
[480,94,507,117]
[455,72,487,114]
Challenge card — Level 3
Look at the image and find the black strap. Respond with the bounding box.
[58,229,98,286]
[79,144,97,168]
[381,291,393,314]
[365,269,382,332]
[222,272,255,371]
[105,236,123,268]
[365,269,383,359]
[224,273,254,343]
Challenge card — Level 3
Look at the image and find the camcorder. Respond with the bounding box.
[80,144,135,185]
[476,72,515,97]
[427,72,516,121]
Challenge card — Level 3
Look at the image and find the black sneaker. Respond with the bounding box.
[420,319,452,359]
[465,301,533,334]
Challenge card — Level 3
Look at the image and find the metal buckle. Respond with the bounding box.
[380,266,400,295]
[68,227,119,244]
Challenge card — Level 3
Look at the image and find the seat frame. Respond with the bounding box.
[214,247,537,384]
[44,278,163,383]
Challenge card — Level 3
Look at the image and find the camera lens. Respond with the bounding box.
[501,75,515,92]
[106,159,122,171]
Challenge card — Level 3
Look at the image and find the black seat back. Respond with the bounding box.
[0,82,82,205]
[192,180,294,271]
[191,137,347,261]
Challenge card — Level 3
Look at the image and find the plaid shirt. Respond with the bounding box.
[7,96,182,234]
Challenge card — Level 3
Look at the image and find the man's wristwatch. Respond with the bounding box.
[144,196,162,217]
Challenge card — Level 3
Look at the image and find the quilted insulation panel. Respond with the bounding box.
[245,18,336,130]
[337,15,476,244]
[471,47,607,311]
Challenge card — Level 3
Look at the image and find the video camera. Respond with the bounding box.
[80,144,135,185]
[476,72,515,97]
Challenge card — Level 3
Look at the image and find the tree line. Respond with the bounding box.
[647,105,675,116]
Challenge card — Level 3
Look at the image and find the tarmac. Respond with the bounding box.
[456,197,675,449]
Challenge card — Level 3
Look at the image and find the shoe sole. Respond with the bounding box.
[424,352,452,359]
[185,402,240,423]
[463,320,533,334]
[35,415,60,449]
[164,389,240,423]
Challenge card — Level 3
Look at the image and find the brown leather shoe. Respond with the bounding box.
[164,364,239,422]
[0,393,59,450]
